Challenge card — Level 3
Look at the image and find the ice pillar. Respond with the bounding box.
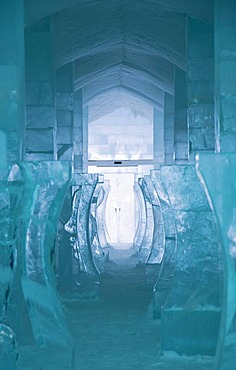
[187,17,214,161]
[73,90,88,174]
[25,18,56,160]
[55,64,74,287]
[0,0,25,162]
[153,107,165,168]
[56,63,74,161]
[164,93,174,165]
[215,0,236,152]
[174,67,188,162]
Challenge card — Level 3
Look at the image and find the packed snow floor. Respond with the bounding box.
[64,247,213,370]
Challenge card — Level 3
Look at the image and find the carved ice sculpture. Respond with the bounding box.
[160,165,222,356]
[0,164,22,369]
[150,169,177,320]
[137,177,154,263]
[89,174,106,272]
[19,161,74,369]
[96,179,111,251]
[143,175,165,285]
[196,153,236,369]
[133,180,146,252]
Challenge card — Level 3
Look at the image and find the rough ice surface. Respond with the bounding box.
[160,165,222,356]
[196,153,236,370]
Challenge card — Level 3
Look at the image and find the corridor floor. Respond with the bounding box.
[64,247,213,370]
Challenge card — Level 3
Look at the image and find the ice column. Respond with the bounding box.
[174,67,188,162]
[164,93,174,165]
[74,91,88,173]
[187,17,214,161]
[25,17,56,160]
[19,161,74,369]
[56,63,74,287]
[56,63,74,161]
[153,100,165,167]
[160,165,222,356]
[0,0,25,161]
[197,154,236,369]
[214,0,236,152]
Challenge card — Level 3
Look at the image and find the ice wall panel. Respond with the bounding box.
[160,165,222,355]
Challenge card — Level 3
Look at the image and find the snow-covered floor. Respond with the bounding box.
[65,247,213,369]
[17,247,214,369]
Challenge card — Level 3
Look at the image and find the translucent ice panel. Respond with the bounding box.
[160,165,222,356]
[196,153,236,369]
[88,107,153,160]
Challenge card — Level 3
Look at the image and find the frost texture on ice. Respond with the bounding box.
[18,161,74,367]
[160,165,222,356]
[196,153,236,369]
[150,169,177,320]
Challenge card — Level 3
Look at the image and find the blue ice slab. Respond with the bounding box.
[196,153,236,369]
[160,165,222,356]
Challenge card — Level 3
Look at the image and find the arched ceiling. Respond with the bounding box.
[25,0,213,121]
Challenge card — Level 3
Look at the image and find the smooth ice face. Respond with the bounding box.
[196,153,236,370]
[160,165,222,356]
